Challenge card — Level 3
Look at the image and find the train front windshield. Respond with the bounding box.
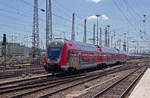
[47,47,62,58]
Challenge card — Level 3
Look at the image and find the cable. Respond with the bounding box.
[21,0,34,7]
[112,0,150,50]
[112,0,138,31]
[122,0,150,44]
[19,0,86,30]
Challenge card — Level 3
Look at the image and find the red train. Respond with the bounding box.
[44,39,128,73]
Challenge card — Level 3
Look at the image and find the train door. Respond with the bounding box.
[68,50,73,68]
[74,51,80,69]
[78,52,81,68]
[69,50,80,69]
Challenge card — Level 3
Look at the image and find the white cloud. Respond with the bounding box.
[87,16,97,20]
[89,0,102,3]
[101,15,109,20]
[86,15,109,21]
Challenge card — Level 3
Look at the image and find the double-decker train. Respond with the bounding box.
[44,39,129,74]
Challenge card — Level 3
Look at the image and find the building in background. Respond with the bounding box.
[24,47,29,56]
[7,43,31,57]
[0,42,32,57]
[0,42,46,57]
[0,46,2,57]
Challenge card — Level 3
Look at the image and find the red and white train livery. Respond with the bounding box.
[44,39,127,73]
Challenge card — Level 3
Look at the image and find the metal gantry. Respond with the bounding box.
[99,27,102,46]
[71,13,75,41]
[32,0,39,58]
[96,15,100,45]
[46,0,53,47]
[93,24,96,45]
[107,25,110,48]
[83,18,87,43]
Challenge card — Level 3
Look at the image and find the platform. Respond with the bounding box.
[129,68,150,98]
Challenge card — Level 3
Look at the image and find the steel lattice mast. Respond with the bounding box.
[71,13,75,41]
[46,0,53,47]
[32,0,39,58]
[83,19,87,43]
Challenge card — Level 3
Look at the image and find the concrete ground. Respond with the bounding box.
[129,68,150,98]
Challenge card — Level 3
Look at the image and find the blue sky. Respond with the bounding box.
[0,0,150,52]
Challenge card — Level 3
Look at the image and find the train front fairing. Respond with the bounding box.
[44,40,65,73]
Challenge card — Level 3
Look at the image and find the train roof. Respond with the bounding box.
[118,50,127,55]
[129,54,146,57]
[97,45,118,53]
[49,39,98,52]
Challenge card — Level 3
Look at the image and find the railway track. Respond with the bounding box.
[90,65,147,98]
[0,60,141,79]
[38,64,145,98]
[0,66,45,79]
[0,63,144,98]
[0,63,124,87]
[4,64,141,98]
[0,74,52,88]
[0,73,86,94]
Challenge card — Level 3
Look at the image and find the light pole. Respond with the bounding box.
[99,27,102,46]
[63,32,66,39]
[83,18,87,43]
[123,33,127,51]
[107,25,110,47]
[96,15,100,45]
[93,24,96,45]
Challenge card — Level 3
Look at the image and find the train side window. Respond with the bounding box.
[79,52,81,64]
[76,51,78,57]
[67,50,70,60]
[72,50,74,56]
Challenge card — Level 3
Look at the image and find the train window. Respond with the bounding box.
[74,51,77,57]
[79,53,81,64]
[47,47,62,58]
[76,51,78,57]
[67,50,70,60]
[72,50,74,56]
[75,51,77,57]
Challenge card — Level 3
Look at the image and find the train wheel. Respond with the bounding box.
[97,64,102,69]
[52,72,55,75]
[43,66,51,73]
[68,67,77,74]
[102,63,107,68]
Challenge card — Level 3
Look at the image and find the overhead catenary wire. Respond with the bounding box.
[9,0,93,42]
[122,0,150,44]
[20,0,93,34]
[112,0,138,32]
[112,0,150,48]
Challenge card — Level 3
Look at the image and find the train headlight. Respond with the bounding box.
[47,58,50,62]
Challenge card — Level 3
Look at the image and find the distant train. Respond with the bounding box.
[128,54,149,60]
[43,39,146,74]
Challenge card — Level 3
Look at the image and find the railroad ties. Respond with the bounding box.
[0,59,149,98]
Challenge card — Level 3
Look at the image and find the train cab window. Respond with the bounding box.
[47,47,62,58]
